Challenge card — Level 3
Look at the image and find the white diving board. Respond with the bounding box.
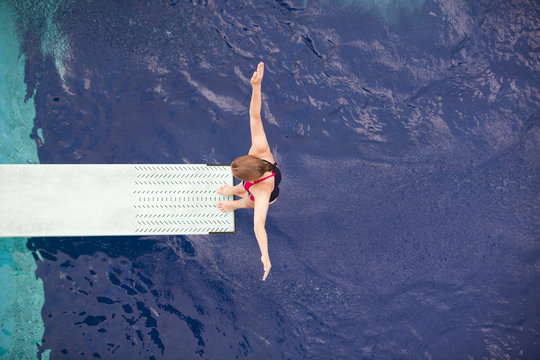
[0,164,235,237]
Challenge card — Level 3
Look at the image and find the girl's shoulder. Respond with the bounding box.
[249,149,274,164]
[259,154,275,164]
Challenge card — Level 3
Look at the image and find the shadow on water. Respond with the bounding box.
[28,236,281,359]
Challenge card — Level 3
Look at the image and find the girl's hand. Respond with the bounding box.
[250,62,264,87]
[261,254,271,281]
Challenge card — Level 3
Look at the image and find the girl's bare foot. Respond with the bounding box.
[217,200,237,212]
[217,197,253,212]
[217,184,235,196]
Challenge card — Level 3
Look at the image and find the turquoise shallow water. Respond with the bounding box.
[0,3,47,360]
[0,4,37,164]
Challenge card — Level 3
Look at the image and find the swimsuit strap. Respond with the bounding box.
[251,172,275,185]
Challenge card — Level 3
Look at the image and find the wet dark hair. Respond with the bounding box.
[231,155,277,181]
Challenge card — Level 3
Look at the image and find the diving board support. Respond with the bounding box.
[0,164,236,237]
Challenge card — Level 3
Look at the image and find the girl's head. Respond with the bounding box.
[231,155,277,181]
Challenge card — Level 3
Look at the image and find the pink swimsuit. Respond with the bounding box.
[243,173,275,201]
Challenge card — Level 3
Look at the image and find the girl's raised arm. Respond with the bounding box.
[248,62,271,157]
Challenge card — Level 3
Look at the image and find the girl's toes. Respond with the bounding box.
[217,202,226,212]
[217,185,233,196]
[216,201,232,213]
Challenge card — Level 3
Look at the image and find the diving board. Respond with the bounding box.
[0,164,235,237]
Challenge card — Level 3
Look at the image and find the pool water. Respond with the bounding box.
[1,0,539,358]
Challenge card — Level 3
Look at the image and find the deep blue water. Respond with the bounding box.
[3,0,540,358]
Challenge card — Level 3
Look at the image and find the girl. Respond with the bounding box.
[216,62,281,281]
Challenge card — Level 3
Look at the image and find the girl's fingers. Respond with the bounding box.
[251,63,263,84]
